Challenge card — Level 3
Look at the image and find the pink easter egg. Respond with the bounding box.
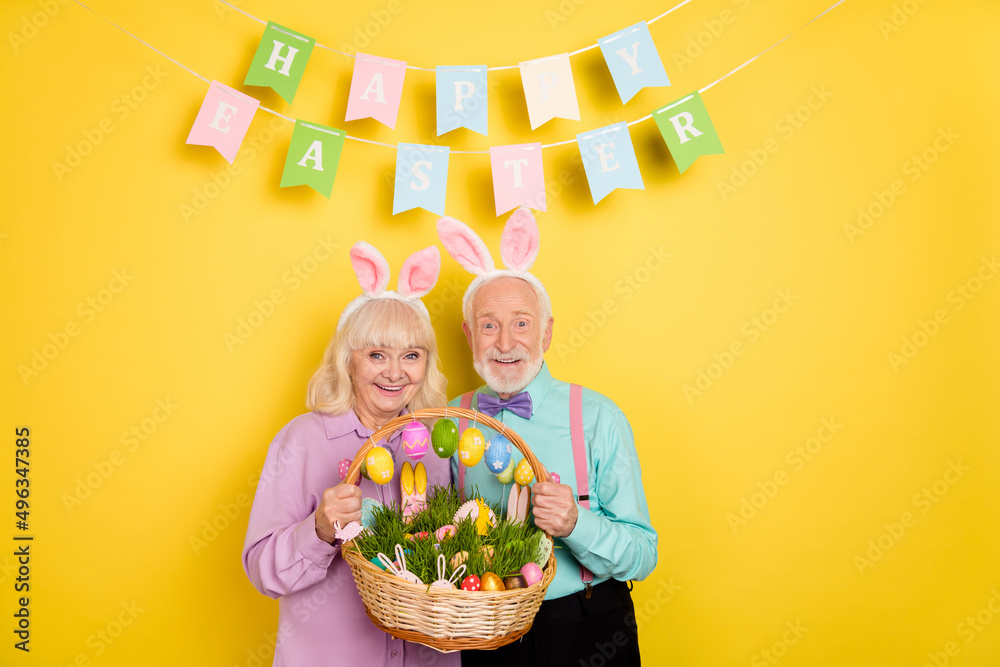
[339,458,361,486]
[401,421,431,460]
[550,472,561,484]
[520,562,543,587]
[435,524,457,542]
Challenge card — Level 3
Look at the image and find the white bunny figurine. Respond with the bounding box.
[377,544,423,585]
[429,553,466,589]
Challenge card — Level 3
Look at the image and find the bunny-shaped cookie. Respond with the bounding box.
[377,544,423,585]
[507,484,531,525]
[429,553,467,589]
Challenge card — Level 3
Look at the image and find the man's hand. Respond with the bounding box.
[315,483,363,544]
[531,481,578,537]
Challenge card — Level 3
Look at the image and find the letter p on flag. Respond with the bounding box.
[243,22,316,103]
[186,81,260,164]
[653,91,724,174]
[279,120,345,198]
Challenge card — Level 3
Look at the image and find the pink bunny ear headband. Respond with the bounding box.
[435,207,551,319]
[336,242,442,333]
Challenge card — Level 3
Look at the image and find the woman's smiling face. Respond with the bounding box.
[350,345,427,429]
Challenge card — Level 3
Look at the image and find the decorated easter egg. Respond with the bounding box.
[435,524,457,542]
[514,458,535,486]
[359,458,371,481]
[484,434,513,474]
[533,534,553,567]
[401,421,431,460]
[458,427,486,467]
[480,572,505,592]
[480,544,495,564]
[431,419,459,458]
[450,551,469,569]
[520,562,543,586]
[461,575,481,591]
[365,446,394,485]
[338,458,352,481]
[496,459,516,484]
[361,497,384,530]
[550,472,561,484]
[503,574,527,590]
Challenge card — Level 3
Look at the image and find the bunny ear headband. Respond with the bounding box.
[336,242,442,333]
[435,207,550,318]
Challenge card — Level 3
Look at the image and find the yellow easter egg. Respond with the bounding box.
[480,572,505,592]
[365,446,394,485]
[458,427,486,467]
[514,458,535,486]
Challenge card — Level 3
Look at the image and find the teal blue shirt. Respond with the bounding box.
[449,362,657,600]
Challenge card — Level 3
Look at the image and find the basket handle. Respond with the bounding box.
[343,407,550,486]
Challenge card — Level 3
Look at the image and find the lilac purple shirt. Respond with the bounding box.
[242,409,459,667]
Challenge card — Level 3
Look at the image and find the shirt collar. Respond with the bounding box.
[479,360,555,418]
[321,408,407,443]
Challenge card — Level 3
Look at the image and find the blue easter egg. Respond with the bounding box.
[484,434,513,474]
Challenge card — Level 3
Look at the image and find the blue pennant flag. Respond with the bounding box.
[392,143,450,215]
[577,122,645,205]
[598,21,670,104]
[436,65,488,136]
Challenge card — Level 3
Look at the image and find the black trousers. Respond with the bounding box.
[461,579,641,667]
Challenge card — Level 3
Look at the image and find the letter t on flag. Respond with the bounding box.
[279,120,345,198]
[653,91,724,174]
[243,21,315,103]
[345,54,407,129]
[490,143,546,216]
[185,81,259,164]
[392,144,450,215]
[598,21,670,104]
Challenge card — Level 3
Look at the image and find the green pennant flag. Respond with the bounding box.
[653,91,724,174]
[280,120,345,198]
[244,22,315,103]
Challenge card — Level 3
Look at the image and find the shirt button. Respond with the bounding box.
[391,650,398,658]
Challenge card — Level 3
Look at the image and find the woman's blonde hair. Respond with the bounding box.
[306,298,447,416]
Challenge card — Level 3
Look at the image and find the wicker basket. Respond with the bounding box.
[341,407,557,652]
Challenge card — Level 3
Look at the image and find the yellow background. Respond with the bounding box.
[2,0,999,665]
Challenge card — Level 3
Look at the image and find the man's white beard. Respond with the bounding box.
[473,345,543,396]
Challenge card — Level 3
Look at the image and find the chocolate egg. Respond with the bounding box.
[365,446,394,485]
[503,574,527,590]
[520,562,543,586]
[480,572,505,592]
[514,458,535,486]
[401,421,430,460]
[458,427,486,467]
[496,459,516,484]
[484,434,513,474]
[432,419,459,458]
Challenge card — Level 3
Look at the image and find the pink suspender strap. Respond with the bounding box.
[457,392,474,498]
[569,383,594,588]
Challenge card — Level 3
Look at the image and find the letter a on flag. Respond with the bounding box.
[519,54,580,130]
[490,143,545,216]
[598,21,670,104]
[653,91,724,174]
[345,53,407,129]
[392,144,450,215]
[243,22,316,103]
[186,81,259,164]
[279,120,345,198]
[577,122,644,204]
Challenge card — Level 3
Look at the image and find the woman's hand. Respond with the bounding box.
[314,483,363,544]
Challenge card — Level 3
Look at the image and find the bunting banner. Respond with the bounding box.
[392,144,450,215]
[345,53,407,129]
[436,66,488,136]
[490,143,546,216]
[279,120,346,198]
[598,21,670,104]
[519,54,581,130]
[243,21,315,103]
[577,122,644,204]
[185,80,260,164]
[653,91,724,174]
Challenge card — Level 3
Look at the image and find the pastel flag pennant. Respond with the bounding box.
[519,54,581,130]
[436,65,488,136]
[243,21,315,103]
[392,144,450,215]
[345,53,407,129]
[186,81,259,164]
[490,143,546,216]
[598,21,670,104]
[653,91,724,174]
[577,122,644,204]
[279,120,345,198]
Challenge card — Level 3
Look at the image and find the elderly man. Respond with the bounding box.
[438,211,657,667]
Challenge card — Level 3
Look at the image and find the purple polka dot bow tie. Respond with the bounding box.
[477,392,533,420]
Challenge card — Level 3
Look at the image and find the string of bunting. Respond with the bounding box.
[71,0,845,214]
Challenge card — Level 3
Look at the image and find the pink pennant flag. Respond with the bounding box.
[490,143,546,216]
[185,81,260,164]
[344,53,407,129]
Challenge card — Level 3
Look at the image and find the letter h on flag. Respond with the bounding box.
[653,91,724,174]
[598,21,670,104]
[392,144,450,215]
[186,81,260,164]
[577,122,644,205]
[243,21,316,103]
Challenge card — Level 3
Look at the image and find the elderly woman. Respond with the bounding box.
[242,244,458,667]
